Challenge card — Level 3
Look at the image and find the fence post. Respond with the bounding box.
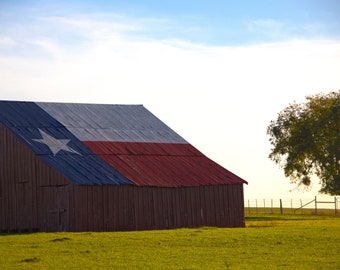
[335,197,337,214]
[280,199,283,214]
[291,199,293,213]
[314,196,317,214]
[263,199,266,213]
[271,199,273,214]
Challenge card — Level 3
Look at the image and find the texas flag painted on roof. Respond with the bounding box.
[0,101,247,187]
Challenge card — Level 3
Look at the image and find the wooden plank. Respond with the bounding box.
[102,185,109,231]
[134,186,143,230]
[112,186,119,231]
[92,186,99,231]
[75,186,87,231]
[118,185,125,230]
[107,186,116,231]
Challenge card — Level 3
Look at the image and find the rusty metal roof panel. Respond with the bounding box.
[84,141,247,187]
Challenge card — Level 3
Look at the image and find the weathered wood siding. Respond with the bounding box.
[0,124,70,232]
[71,184,245,231]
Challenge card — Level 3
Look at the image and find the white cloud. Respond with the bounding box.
[1,14,340,199]
[0,36,16,47]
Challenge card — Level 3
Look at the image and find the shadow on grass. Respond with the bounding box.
[245,215,318,222]
[50,237,71,242]
[245,212,340,222]
[20,257,40,263]
[0,228,40,236]
[246,216,280,221]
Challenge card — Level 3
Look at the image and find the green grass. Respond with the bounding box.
[246,207,339,216]
[1,213,339,269]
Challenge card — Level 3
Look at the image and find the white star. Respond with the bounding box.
[33,129,81,156]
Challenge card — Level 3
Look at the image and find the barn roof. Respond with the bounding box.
[0,100,247,187]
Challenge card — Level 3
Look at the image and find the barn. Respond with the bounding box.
[0,100,247,232]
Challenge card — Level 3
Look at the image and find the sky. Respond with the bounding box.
[1,0,340,203]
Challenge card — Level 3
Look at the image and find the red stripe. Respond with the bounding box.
[84,141,202,156]
[84,141,246,187]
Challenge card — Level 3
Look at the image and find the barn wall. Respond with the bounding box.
[72,184,245,231]
[0,125,72,232]
[1,124,245,232]
[0,124,37,232]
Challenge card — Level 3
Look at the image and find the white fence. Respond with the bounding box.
[245,196,339,214]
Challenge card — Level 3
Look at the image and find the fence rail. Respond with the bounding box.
[245,196,339,215]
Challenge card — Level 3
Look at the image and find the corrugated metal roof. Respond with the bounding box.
[84,142,246,187]
[37,102,187,143]
[0,100,247,187]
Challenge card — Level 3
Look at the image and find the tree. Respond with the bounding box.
[267,91,340,195]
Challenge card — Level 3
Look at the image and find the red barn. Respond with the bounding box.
[0,101,247,232]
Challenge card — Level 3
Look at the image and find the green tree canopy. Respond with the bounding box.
[267,91,340,195]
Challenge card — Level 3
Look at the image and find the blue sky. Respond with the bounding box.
[1,0,340,201]
[1,0,340,45]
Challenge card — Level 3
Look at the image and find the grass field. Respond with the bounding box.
[0,213,339,269]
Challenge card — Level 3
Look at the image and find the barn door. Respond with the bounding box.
[41,185,69,231]
[55,185,69,231]
[16,180,31,231]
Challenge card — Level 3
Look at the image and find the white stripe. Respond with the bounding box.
[37,102,187,143]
